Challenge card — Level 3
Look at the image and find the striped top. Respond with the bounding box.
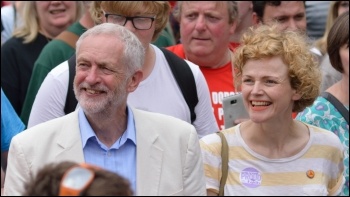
[200,122,345,196]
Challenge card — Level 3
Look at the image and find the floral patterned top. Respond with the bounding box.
[296,96,349,196]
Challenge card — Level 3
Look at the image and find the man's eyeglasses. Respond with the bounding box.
[105,13,156,30]
[59,163,100,196]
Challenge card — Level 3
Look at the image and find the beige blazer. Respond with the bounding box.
[3,108,206,196]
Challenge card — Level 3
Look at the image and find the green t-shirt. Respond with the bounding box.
[152,23,175,47]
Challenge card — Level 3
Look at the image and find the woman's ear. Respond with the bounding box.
[292,90,302,101]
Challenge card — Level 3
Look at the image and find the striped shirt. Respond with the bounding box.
[200,122,345,196]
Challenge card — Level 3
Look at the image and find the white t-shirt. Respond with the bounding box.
[28,45,218,138]
[200,123,345,196]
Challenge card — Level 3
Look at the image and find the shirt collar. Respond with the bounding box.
[79,106,136,148]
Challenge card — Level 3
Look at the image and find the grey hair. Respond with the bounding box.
[76,23,145,76]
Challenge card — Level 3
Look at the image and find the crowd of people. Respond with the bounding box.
[1,1,348,196]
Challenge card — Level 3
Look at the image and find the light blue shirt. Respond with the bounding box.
[78,106,137,193]
[1,88,24,151]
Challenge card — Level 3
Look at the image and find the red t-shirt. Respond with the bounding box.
[167,44,238,130]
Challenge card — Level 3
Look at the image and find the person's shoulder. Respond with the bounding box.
[184,59,199,69]
[66,21,81,31]
[157,44,198,71]
[36,39,75,64]
[183,59,202,79]
[1,4,14,17]
[66,21,86,35]
[166,43,183,53]
[41,39,73,52]
[9,112,81,162]
[297,96,325,113]
[12,112,77,149]
[19,111,78,138]
[132,108,195,135]
[306,123,328,132]
[307,123,343,145]
[302,95,337,115]
[35,59,70,85]
[200,126,235,144]
[35,42,74,70]
[48,60,69,76]
[1,36,23,48]
[132,108,199,141]
[200,132,220,145]
[133,108,191,125]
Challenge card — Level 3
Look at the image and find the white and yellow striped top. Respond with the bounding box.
[200,122,345,196]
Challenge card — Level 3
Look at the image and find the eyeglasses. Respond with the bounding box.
[104,13,156,30]
[59,163,100,196]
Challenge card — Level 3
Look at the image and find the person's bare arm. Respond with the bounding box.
[1,151,8,172]
[207,189,218,196]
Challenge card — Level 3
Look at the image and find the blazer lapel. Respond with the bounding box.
[133,108,163,196]
[55,111,85,163]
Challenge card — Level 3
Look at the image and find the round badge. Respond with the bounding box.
[306,170,315,179]
[240,167,262,188]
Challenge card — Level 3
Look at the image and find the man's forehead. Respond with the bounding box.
[263,1,305,20]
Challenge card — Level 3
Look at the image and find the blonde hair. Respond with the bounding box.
[12,1,84,44]
[233,24,321,112]
[90,1,170,41]
[314,1,342,55]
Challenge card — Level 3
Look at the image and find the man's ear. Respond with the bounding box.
[229,20,237,35]
[252,12,261,26]
[127,70,143,93]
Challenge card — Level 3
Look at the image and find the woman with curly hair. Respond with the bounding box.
[200,24,345,196]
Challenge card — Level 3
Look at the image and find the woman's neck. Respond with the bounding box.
[40,24,72,39]
[240,120,310,159]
